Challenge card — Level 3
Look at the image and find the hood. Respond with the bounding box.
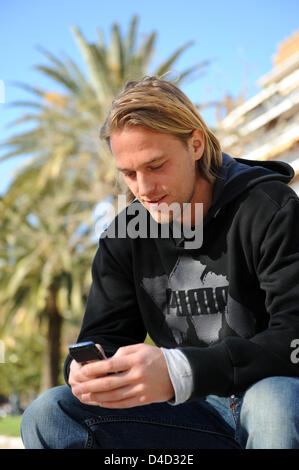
[211,152,295,214]
[173,152,294,250]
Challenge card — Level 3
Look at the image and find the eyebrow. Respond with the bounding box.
[117,156,166,172]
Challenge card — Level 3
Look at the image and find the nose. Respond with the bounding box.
[137,172,156,198]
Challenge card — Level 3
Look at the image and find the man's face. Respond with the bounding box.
[110,126,206,224]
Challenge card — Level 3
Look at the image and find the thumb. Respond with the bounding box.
[95,343,107,360]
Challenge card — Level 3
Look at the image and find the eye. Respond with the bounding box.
[149,162,165,171]
[123,171,136,178]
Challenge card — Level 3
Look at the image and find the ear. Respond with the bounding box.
[190,129,205,161]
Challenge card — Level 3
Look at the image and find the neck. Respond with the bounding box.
[187,173,215,225]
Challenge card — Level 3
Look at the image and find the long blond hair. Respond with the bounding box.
[100,76,222,181]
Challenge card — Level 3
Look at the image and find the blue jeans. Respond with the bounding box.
[21,376,299,449]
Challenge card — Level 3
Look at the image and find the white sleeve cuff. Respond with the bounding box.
[161,347,193,405]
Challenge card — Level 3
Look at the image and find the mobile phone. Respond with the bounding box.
[69,341,106,363]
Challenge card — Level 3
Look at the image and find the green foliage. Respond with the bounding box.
[0,335,44,398]
[0,415,22,437]
[144,334,156,346]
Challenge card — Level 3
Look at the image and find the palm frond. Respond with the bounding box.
[71,25,112,102]
[155,41,194,77]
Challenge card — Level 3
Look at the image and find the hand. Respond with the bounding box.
[70,343,175,408]
[68,343,105,389]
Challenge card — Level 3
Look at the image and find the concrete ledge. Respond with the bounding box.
[0,435,24,449]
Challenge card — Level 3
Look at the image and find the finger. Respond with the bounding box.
[81,383,140,406]
[72,370,130,395]
[69,361,87,386]
[81,353,134,377]
[113,343,143,357]
[71,363,105,383]
[95,343,107,359]
[79,394,99,407]
[98,395,148,409]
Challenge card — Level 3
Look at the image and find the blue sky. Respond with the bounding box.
[0,0,298,194]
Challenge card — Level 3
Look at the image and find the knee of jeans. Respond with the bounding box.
[240,376,298,428]
[239,377,299,448]
[21,386,67,434]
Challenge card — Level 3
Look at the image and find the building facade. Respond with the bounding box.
[215,30,299,194]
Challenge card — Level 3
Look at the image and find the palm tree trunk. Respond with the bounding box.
[40,284,62,392]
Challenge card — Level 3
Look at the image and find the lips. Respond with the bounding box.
[143,195,167,206]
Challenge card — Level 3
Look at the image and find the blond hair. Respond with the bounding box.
[100,76,222,181]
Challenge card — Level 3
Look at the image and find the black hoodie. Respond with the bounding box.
[64,153,299,399]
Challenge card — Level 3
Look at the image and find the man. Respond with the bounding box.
[21,76,299,449]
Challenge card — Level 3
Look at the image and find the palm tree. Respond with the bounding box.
[0,15,210,390]
[0,177,95,390]
[1,15,207,186]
